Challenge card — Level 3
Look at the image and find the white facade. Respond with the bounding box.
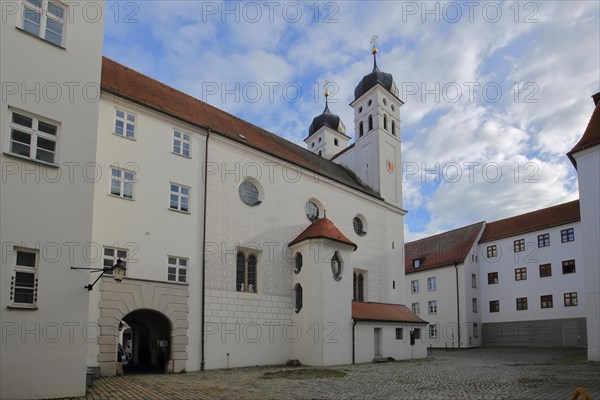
[570,106,600,360]
[0,1,105,399]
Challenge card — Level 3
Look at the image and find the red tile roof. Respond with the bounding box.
[100,57,380,198]
[288,217,357,250]
[404,222,485,274]
[352,302,427,324]
[568,95,600,168]
[479,200,580,243]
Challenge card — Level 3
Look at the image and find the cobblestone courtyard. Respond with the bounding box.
[69,348,599,400]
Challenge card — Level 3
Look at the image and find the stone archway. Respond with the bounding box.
[120,309,171,374]
[97,278,189,376]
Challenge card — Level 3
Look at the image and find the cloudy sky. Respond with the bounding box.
[103,0,599,241]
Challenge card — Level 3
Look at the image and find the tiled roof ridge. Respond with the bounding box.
[406,221,485,246]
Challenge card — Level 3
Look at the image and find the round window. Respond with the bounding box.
[239,180,260,206]
[305,201,319,222]
[353,216,366,236]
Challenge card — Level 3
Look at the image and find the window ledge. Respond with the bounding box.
[171,152,192,159]
[3,152,59,168]
[7,305,38,311]
[169,208,190,215]
[108,194,135,201]
[112,132,137,141]
[16,27,66,50]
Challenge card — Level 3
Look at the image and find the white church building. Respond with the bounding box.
[1,2,428,399]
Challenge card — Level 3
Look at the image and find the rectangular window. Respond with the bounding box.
[9,110,58,164]
[170,183,190,212]
[10,249,39,306]
[413,258,423,268]
[411,302,420,315]
[427,277,436,291]
[413,328,421,340]
[110,167,135,199]
[167,256,187,283]
[429,324,438,339]
[114,109,136,139]
[489,300,500,313]
[538,233,550,247]
[562,260,576,274]
[561,228,574,243]
[514,239,525,252]
[516,297,528,310]
[539,263,552,277]
[488,272,498,284]
[473,323,479,338]
[395,327,403,340]
[411,280,419,293]
[515,267,527,281]
[486,245,497,258]
[541,295,553,309]
[472,273,477,288]
[103,247,128,277]
[428,300,437,314]
[173,130,191,157]
[21,0,66,46]
[564,292,578,307]
[472,298,478,313]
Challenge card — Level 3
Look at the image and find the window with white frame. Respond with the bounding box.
[170,183,190,212]
[428,300,437,314]
[9,109,58,164]
[427,277,436,291]
[411,279,419,293]
[173,130,191,157]
[10,249,39,307]
[114,109,136,139]
[429,324,438,339]
[472,273,477,288]
[110,167,135,199]
[21,0,66,47]
[103,247,127,277]
[167,256,187,283]
[472,298,478,313]
[411,302,420,315]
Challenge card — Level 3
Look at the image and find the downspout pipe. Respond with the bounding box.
[453,262,461,349]
[352,319,357,364]
[200,129,211,371]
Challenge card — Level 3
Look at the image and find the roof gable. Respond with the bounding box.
[404,222,485,274]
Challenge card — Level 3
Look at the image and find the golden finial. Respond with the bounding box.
[324,80,330,98]
[323,202,327,218]
[370,34,378,54]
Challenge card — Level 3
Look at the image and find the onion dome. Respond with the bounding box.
[307,87,346,137]
[354,46,399,101]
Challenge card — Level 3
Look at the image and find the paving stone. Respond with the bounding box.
[58,348,599,400]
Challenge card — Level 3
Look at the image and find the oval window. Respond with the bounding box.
[239,180,260,206]
[305,201,319,222]
[294,252,303,274]
[353,216,366,236]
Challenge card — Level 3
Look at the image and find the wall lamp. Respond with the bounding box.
[71,259,127,291]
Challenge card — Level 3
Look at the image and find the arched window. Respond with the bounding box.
[236,252,245,292]
[383,115,388,130]
[353,272,365,302]
[368,115,373,131]
[294,252,303,274]
[331,251,342,281]
[391,120,396,136]
[236,252,257,293]
[359,121,364,137]
[294,284,303,313]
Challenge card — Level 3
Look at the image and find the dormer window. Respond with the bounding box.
[413,258,424,268]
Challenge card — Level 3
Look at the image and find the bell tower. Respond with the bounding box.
[349,40,404,207]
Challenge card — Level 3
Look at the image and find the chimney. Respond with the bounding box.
[592,92,600,106]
